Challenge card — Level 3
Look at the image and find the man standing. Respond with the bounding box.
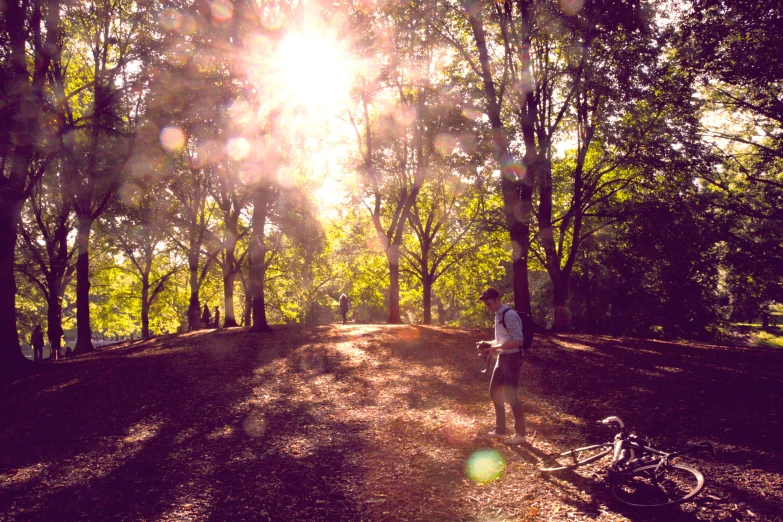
[338,294,350,324]
[201,304,212,329]
[477,288,526,445]
[31,325,44,362]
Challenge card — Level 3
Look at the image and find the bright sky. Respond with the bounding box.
[156,7,364,216]
[247,17,361,215]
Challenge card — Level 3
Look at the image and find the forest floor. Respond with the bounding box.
[1,325,782,522]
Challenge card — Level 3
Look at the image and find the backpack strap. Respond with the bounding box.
[499,308,524,354]
[499,308,510,331]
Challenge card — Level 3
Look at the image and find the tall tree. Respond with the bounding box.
[107,177,180,339]
[50,0,149,352]
[679,0,783,322]
[0,0,61,368]
[248,182,278,333]
[169,157,220,332]
[403,163,491,324]
[16,159,77,354]
[434,0,535,316]
[442,0,683,329]
[350,4,445,323]
[212,161,249,328]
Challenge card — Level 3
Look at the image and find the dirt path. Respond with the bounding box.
[1,325,781,521]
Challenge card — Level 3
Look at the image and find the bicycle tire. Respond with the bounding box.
[612,463,705,508]
[539,443,613,472]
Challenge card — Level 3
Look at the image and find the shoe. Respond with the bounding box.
[487,430,507,438]
[504,433,527,445]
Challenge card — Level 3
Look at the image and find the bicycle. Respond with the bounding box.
[539,416,715,508]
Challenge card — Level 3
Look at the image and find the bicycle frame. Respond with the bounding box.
[539,416,714,508]
[603,418,714,478]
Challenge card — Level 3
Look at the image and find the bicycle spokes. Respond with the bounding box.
[612,463,705,508]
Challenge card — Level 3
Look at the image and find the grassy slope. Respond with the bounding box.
[1,325,781,521]
[732,325,783,349]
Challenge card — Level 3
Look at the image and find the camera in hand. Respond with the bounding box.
[476,341,493,373]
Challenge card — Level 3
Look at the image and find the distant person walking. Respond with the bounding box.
[339,294,350,324]
[213,306,220,329]
[31,325,44,363]
[201,304,212,329]
[477,288,527,445]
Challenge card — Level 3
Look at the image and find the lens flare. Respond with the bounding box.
[434,133,458,156]
[227,100,253,127]
[195,140,225,167]
[560,0,585,16]
[160,8,183,31]
[159,126,186,152]
[462,108,482,120]
[465,449,506,483]
[226,137,250,161]
[243,413,266,438]
[210,0,234,23]
[397,327,420,342]
[298,349,327,374]
[179,14,197,35]
[502,159,526,180]
[511,240,523,260]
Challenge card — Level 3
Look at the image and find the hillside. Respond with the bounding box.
[1,325,782,521]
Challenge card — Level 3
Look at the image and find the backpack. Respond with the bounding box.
[500,308,536,351]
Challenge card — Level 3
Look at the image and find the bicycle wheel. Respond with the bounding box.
[539,443,613,472]
[612,463,705,508]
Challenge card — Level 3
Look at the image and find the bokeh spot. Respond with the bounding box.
[560,0,585,16]
[160,8,183,31]
[298,349,327,374]
[159,126,186,152]
[397,327,420,342]
[210,0,234,23]
[227,137,250,161]
[243,413,266,438]
[465,449,506,483]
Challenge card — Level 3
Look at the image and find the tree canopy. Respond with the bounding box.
[2,0,781,367]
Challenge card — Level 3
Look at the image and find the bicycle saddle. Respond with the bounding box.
[600,416,625,429]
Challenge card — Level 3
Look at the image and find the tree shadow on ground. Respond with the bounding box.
[1,327,370,521]
[520,333,783,521]
[2,325,781,521]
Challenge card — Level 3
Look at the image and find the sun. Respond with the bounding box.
[241,23,359,212]
[273,29,357,211]
[275,31,354,114]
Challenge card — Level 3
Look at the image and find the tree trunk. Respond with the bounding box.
[436,298,449,325]
[188,293,201,332]
[551,272,570,332]
[0,0,57,370]
[45,274,64,355]
[386,244,402,324]
[243,291,252,327]
[249,188,272,333]
[466,7,533,316]
[223,268,238,328]
[422,273,432,325]
[141,274,150,339]
[510,216,532,315]
[73,214,94,353]
[0,198,27,369]
[585,268,595,333]
[222,221,238,327]
[186,248,202,331]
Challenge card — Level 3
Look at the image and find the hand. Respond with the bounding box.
[476,341,492,350]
